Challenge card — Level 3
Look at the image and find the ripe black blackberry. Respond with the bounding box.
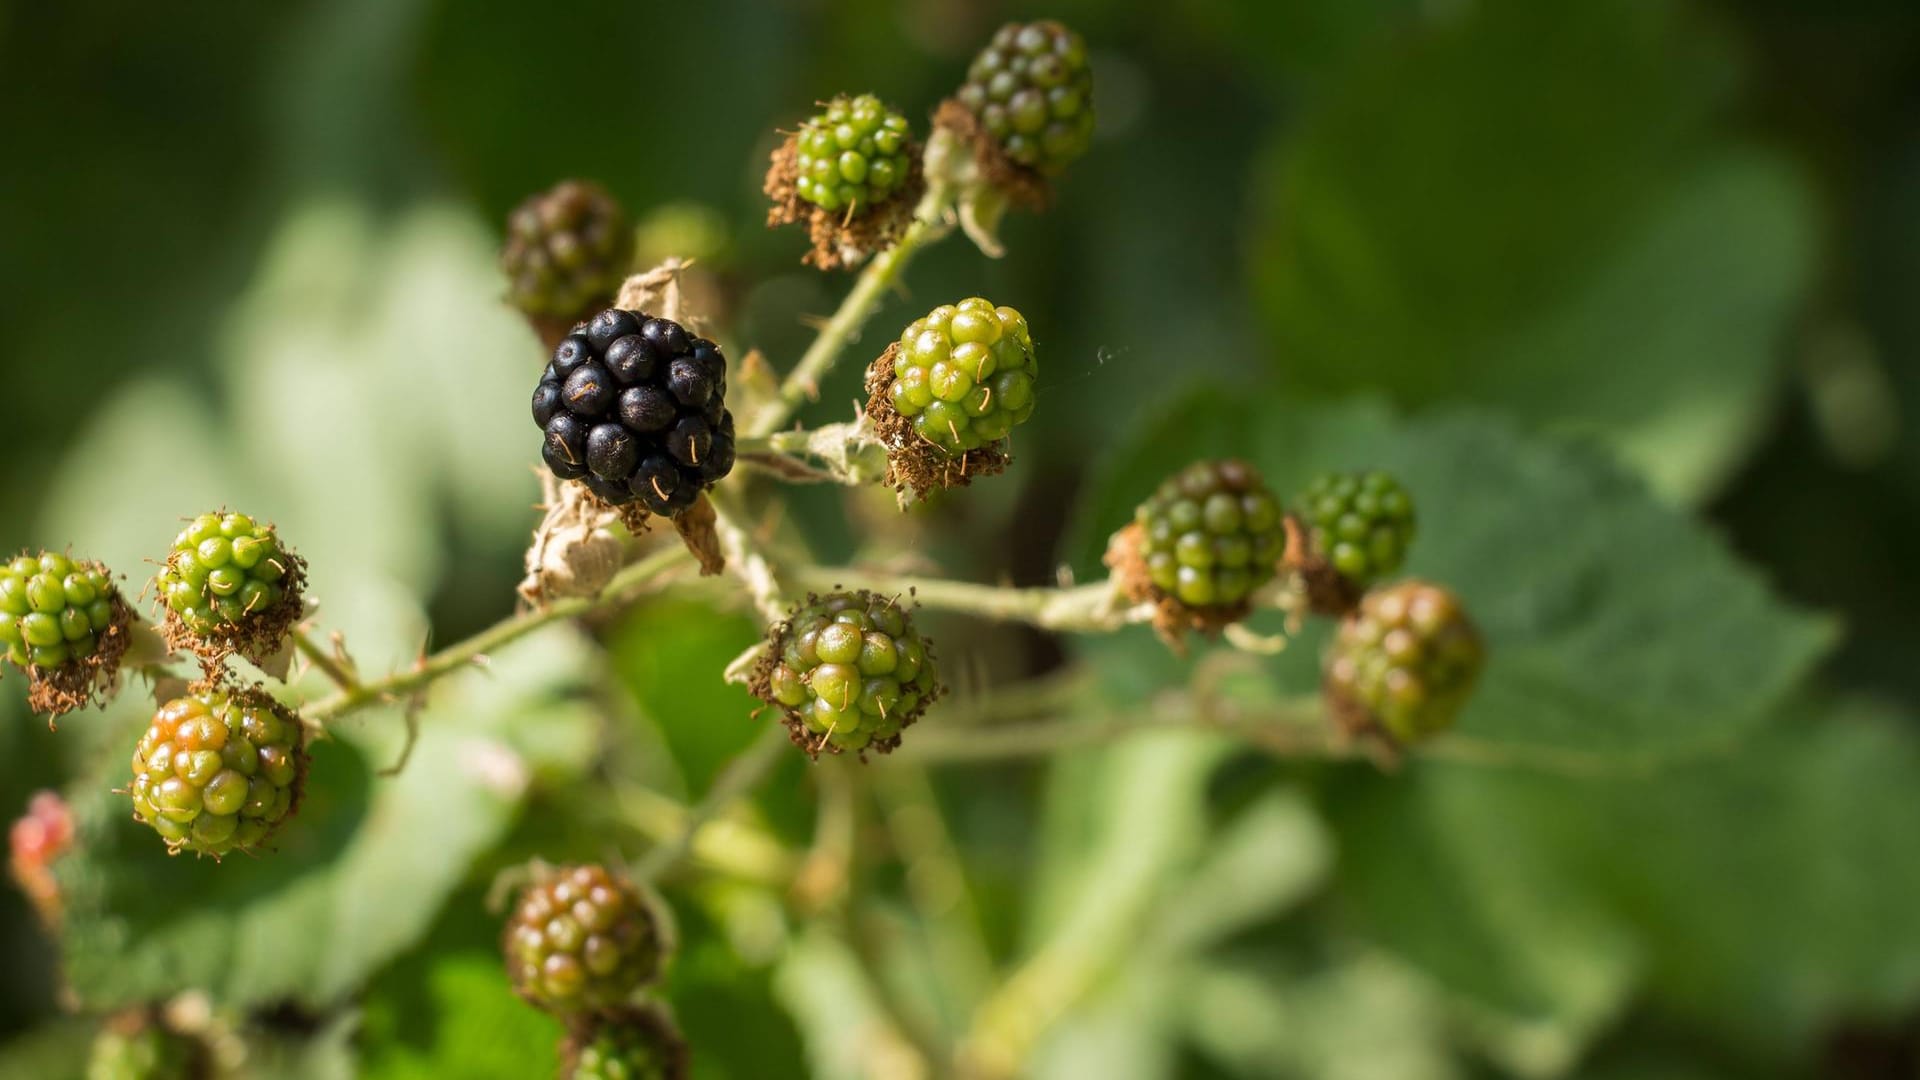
[533,310,736,518]
[559,1005,690,1080]
[505,863,667,1016]
[1324,580,1484,745]
[502,181,635,330]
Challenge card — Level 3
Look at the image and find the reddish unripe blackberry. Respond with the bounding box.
[753,591,942,756]
[129,687,305,857]
[503,180,636,323]
[1324,580,1484,744]
[534,310,735,517]
[1135,460,1286,609]
[504,864,666,1016]
[955,20,1095,174]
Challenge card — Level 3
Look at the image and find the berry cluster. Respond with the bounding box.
[753,591,942,756]
[1133,460,1286,611]
[533,310,736,517]
[793,95,915,215]
[502,180,636,325]
[1295,471,1416,588]
[881,298,1037,457]
[505,863,666,1015]
[128,688,306,857]
[1324,580,1484,745]
[561,1006,690,1080]
[153,512,302,661]
[0,552,119,672]
[956,20,1096,175]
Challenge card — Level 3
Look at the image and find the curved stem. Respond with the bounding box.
[748,179,956,438]
[290,628,359,692]
[895,698,1337,764]
[303,544,691,725]
[633,724,792,883]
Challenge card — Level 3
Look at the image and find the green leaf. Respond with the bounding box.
[1072,393,1836,759]
[1329,704,1920,1053]
[1252,0,1814,499]
[53,627,599,1012]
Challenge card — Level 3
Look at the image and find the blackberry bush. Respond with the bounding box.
[152,513,303,664]
[128,687,306,857]
[1324,580,1485,745]
[793,95,914,215]
[533,309,736,518]
[1126,460,1286,613]
[1295,470,1416,589]
[0,550,132,716]
[751,590,942,756]
[560,1006,690,1080]
[503,180,636,330]
[505,863,667,1016]
[954,20,1096,176]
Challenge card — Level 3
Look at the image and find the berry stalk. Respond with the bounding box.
[747,176,958,438]
[788,565,1141,632]
[303,544,691,726]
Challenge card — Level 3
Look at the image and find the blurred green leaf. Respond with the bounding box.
[1253,0,1813,499]
[1073,393,1836,759]
[1329,704,1920,1055]
[53,627,598,1012]
[361,950,560,1080]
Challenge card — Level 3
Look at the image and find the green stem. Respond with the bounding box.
[290,628,358,692]
[895,698,1337,764]
[748,179,956,438]
[303,544,691,725]
[792,565,1137,632]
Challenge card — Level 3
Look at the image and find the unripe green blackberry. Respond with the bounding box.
[503,180,636,323]
[505,864,666,1016]
[560,1006,690,1080]
[1134,460,1286,610]
[1324,580,1484,744]
[1295,471,1416,588]
[955,20,1095,175]
[87,1012,213,1080]
[129,687,306,857]
[753,591,942,757]
[884,298,1036,457]
[793,95,914,215]
[0,551,133,716]
[152,512,303,662]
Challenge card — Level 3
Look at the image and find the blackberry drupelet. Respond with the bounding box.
[955,20,1095,175]
[1135,460,1286,610]
[882,298,1036,457]
[503,180,636,324]
[533,310,736,518]
[505,864,666,1016]
[1324,580,1484,744]
[793,94,914,215]
[753,591,942,756]
[1295,471,1416,588]
[129,687,306,857]
[560,1006,690,1080]
[152,512,303,662]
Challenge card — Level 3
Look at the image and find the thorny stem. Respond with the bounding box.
[290,628,358,692]
[748,177,957,438]
[301,544,691,726]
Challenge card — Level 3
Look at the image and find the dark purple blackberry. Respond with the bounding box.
[534,311,736,517]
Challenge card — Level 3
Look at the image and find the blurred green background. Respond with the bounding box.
[4,0,1920,1077]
